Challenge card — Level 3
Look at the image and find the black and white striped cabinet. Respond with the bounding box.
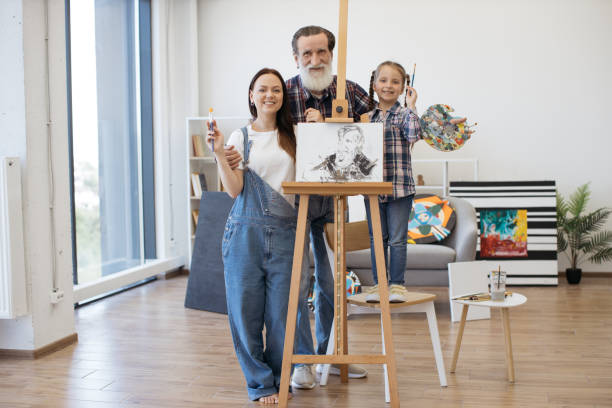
[449,181,558,286]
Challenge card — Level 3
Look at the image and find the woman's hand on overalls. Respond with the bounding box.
[206,120,225,156]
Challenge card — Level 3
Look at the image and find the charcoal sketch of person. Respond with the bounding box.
[310,125,377,181]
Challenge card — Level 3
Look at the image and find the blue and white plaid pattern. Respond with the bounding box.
[285,74,371,124]
[369,101,422,202]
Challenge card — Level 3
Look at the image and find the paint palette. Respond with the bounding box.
[420,104,472,151]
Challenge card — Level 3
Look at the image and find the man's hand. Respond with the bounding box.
[305,108,324,123]
[225,145,242,170]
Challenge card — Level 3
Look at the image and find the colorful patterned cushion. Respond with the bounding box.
[408,194,456,244]
[346,270,362,295]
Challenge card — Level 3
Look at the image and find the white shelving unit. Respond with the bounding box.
[412,158,479,196]
[185,116,250,266]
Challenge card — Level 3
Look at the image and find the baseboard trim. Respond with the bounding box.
[558,271,612,277]
[0,332,78,359]
[157,267,188,280]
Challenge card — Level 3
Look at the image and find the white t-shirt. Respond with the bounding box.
[226,125,296,206]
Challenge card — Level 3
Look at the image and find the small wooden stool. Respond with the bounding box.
[319,291,448,403]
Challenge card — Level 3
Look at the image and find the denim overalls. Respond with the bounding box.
[222,127,298,400]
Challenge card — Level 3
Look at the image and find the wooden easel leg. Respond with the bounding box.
[368,195,399,407]
[501,308,515,383]
[279,194,310,408]
[450,304,469,373]
[333,196,349,383]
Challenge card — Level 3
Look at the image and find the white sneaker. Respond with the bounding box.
[291,365,316,389]
[316,364,368,379]
[365,284,380,303]
[389,284,409,303]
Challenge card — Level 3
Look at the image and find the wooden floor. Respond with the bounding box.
[1,275,611,407]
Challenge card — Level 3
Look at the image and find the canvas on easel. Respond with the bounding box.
[296,123,383,182]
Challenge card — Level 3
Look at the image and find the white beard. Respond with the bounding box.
[299,62,334,92]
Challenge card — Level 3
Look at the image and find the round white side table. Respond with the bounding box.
[450,293,527,383]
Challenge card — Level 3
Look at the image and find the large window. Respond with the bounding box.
[67,0,155,294]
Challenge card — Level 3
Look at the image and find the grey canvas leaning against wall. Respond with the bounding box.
[296,123,383,182]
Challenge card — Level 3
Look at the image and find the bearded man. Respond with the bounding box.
[285,25,370,390]
[286,26,370,122]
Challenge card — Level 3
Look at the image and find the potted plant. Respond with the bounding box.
[557,183,612,284]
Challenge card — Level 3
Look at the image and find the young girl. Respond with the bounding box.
[364,61,421,303]
[207,68,297,404]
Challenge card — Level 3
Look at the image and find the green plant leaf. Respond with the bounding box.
[575,209,612,235]
[557,232,568,252]
[556,193,568,223]
[583,231,612,253]
[588,247,612,264]
[567,183,590,218]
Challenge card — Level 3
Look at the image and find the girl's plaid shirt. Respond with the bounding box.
[369,101,422,202]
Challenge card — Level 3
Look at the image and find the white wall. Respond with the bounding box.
[0,0,75,350]
[193,0,612,272]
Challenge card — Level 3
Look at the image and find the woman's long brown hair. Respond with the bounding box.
[248,68,296,161]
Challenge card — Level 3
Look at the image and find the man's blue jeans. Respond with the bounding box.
[364,195,414,285]
[295,195,335,357]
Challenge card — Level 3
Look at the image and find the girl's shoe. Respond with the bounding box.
[389,284,409,303]
[365,285,380,303]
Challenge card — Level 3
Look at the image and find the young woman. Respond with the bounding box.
[207,68,297,404]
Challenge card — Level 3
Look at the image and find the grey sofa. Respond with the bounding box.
[318,196,478,287]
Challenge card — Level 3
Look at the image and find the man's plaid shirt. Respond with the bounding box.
[369,101,422,202]
[285,74,371,124]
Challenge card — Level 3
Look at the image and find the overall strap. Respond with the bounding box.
[240,126,253,166]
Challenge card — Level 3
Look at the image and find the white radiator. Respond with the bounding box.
[0,157,27,318]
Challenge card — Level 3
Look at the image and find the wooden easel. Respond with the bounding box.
[278,2,400,406]
[278,183,399,407]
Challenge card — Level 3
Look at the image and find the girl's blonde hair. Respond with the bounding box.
[368,61,411,111]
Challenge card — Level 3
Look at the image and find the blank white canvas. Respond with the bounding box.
[448,261,491,322]
[296,123,383,182]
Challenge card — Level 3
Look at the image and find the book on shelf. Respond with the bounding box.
[199,173,208,192]
[192,134,206,157]
[191,173,208,198]
[192,209,199,226]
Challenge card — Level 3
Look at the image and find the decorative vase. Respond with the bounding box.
[566,268,582,284]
